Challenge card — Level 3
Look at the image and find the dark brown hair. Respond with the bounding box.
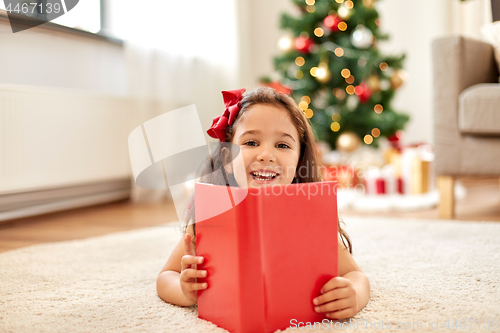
[182,87,352,253]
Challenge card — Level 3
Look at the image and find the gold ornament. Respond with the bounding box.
[367,75,381,92]
[336,131,361,152]
[362,0,375,9]
[316,61,331,83]
[390,69,408,89]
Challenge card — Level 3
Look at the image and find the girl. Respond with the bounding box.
[156,87,370,320]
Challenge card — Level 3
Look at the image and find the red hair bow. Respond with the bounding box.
[207,89,246,142]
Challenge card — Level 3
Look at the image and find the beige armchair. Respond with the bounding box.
[432,36,500,218]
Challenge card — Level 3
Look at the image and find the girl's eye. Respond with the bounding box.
[277,143,291,149]
[244,141,258,146]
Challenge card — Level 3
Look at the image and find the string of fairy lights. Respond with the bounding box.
[274,0,408,149]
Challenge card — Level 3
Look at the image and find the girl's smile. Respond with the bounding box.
[227,104,300,188]
[249,169,280,184]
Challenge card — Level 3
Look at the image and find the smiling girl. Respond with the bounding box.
[156,87,370,320]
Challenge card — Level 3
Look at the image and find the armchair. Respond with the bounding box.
[432,36,500,218]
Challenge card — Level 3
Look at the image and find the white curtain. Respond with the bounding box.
[106,0,240,202]
[450,0,493,39]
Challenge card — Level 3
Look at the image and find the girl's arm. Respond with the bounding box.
[312,237,370,319]
[156,225,207,306]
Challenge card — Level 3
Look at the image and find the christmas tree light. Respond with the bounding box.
[264,0,409,149]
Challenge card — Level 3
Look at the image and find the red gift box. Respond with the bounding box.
[363,165,405,195]
[195,182,338,333]
[376,178,385,194]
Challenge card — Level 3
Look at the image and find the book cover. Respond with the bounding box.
[195,181,338,333]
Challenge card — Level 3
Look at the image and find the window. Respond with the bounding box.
[0,0,102,33]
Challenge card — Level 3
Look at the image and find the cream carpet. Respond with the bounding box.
[1,217,499,333]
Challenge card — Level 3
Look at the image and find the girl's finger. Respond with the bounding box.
[180,269,207,280]
[314,297,352,313]
[184,234,196,257]
[321,277,349,293]
[181,255,204,271]
[182,281,208,291]
[313,287,349,306]
[191,282,208,291]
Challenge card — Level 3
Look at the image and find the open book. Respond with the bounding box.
[195,182,338,333]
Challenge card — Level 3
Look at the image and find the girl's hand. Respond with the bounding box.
[313,276,358,320]
[179,233,207,305]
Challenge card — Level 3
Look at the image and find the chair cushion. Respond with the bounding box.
[459,84,500,135]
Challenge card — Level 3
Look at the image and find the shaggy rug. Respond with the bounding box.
[1,217,499,333]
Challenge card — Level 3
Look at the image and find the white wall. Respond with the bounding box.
[376,0,452,145]
[238,0,297,90]
[0,18,127,95]
[238,0,493,146]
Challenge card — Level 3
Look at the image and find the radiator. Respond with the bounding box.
[0,84,134,222]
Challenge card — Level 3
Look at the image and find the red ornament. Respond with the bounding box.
[354,82,373,103]
[260,81,293,95]
[294,36,314,53]
[323,15,342,32]
[388,130,404,150]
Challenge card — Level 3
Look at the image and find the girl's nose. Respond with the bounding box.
[257,145,275,162]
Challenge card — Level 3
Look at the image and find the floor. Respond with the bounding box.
[0,177,498,254]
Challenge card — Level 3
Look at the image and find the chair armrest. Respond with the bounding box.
[432,36,497,175]
[433,36,497,91]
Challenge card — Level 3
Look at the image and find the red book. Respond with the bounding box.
[195,182,338,333]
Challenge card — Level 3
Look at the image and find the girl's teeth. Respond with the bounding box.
[252,172,277,181]
[253,172,276,177]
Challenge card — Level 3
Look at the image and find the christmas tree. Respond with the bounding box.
[263,0,409,150]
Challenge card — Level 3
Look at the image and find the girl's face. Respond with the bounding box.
[228,104,301,188]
